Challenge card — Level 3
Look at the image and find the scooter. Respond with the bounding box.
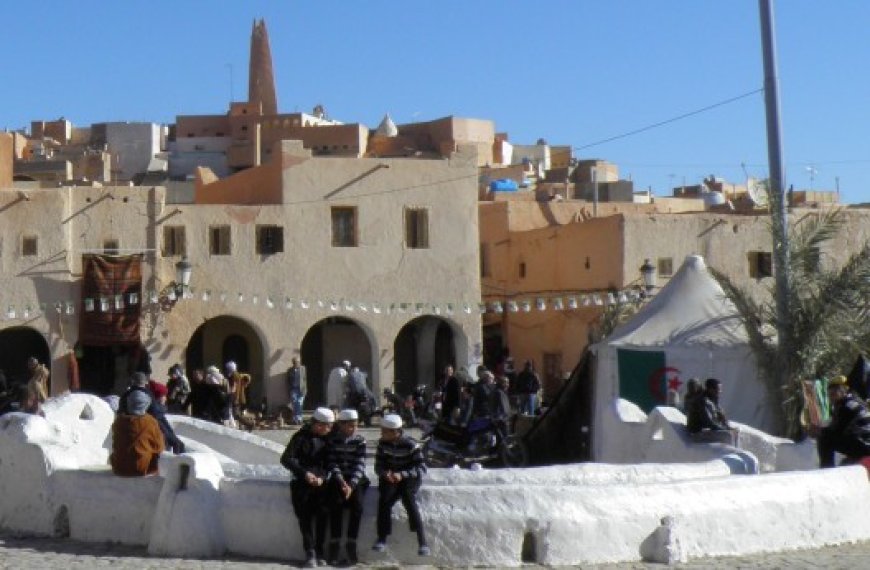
[421,417,528,468]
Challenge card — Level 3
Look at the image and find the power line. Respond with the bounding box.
[573,87,764,152]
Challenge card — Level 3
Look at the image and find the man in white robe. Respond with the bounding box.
[327,360,351,408]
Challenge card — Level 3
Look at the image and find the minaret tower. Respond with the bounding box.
[248,19,278,116]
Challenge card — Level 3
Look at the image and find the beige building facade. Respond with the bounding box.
[0,141,483,409]
[480,197,863,401]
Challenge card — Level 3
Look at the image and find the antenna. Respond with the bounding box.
[805,165,818,190]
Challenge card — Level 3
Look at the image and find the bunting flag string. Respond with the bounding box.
[1,286,646,322]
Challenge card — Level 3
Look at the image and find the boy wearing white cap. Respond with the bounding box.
[325,409,369,564]
[280,407,335,567]
[372,414,430,556]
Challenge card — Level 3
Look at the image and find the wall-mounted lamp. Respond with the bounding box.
[160,256,193,311]
[640,258,657,294]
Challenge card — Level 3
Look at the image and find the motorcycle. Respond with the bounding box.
[382,385,433,427]
[421,417,528,468]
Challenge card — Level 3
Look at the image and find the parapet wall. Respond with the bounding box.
[0,395,867,566]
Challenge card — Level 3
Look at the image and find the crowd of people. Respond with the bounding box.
[0,357,51,417]
[280,407,429,567]
[438,359,541,429]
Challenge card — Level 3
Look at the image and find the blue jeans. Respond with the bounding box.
[291,391,304,423]
[521,393,537,415]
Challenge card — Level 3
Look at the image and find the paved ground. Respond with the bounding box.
[1,532,869,569]
[4,425,864,568]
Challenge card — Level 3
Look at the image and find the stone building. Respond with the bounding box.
[0,138,482,409]
[479,195,862,401]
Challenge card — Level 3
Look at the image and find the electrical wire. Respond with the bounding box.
[573,87,764,152]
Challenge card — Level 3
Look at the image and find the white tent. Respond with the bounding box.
[591,254,777,459]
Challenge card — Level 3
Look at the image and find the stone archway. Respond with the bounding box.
[300,317,374,409]
[393,316,465,397]
[186,316,265,407]
[0,326,51,390]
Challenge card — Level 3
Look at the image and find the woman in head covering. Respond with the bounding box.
[110,390,164,476]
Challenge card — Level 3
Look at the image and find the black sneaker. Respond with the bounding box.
[418,544,431,556]
[372,540,386,552]
[345,540,358,564]
[327,540,340,564]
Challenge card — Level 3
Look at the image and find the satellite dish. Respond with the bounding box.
[747,177,768,207]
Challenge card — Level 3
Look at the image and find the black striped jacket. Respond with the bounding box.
[327,432,368,487]
[374,435,426,481]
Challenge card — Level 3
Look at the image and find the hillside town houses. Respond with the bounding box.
[0,19,855,410]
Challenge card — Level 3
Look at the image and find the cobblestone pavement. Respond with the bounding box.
[1,532,869,569]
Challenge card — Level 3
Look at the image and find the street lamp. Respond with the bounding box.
[640,258,656,294]
[160,256,194,311]
[175,256,193,299]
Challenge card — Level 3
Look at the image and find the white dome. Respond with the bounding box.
[375,113,398,137]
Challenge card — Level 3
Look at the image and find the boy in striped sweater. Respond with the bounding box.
[325,409,369,564]
[372,413,430,556]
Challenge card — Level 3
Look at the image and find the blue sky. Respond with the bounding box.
[3,1,869,203]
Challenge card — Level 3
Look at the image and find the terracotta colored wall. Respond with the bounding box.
[0,133,12,188]
[194,153,284,204]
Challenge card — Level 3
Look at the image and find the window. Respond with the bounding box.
[331,207,357,247]
[480,243,490,277]
[209,225,231,255]
[405,208,429,249]
[163,226,186,257]
[22,236,38,257]
[519,261,527,279]
[103,239,119,255]
[256,225,284,254]
[749,251,773,278]
[657,257,674,277]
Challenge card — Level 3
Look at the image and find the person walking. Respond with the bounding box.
[441,365,461,421]
[280,407,334,568]
[225,361,251,422]
[814,375,870,468]
[286,357,307,425]
[166,364,191,414]
[516,360,541,415]
[372,414,430,557]
[325,409,369,564]
[26,357,49,403]
[327,361,350,409]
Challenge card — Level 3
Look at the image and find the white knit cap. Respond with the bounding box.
[312,407,335,423]
[338,409,359,421]
[225,361,237,373]
[382,413,403,429]
[342,360,351,368]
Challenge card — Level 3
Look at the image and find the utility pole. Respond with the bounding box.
[759,0,792,432]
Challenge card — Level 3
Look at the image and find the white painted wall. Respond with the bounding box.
[1,394,868,567]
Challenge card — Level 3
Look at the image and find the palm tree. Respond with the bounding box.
[713,205,870,438]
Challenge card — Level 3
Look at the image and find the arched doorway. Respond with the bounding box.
[77,342,150,396]
[300,317,374,409]
[393,316,464,397]
[186,316,265,408]
[0,327,51,390]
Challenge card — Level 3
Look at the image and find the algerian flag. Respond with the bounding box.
[617,349,679,413]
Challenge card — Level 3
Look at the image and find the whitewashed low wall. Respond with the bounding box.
[0,394,867,567]
[596,399,817,473]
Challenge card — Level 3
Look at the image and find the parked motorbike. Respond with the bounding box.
[421,417,528,468]
[382,385,434,427]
